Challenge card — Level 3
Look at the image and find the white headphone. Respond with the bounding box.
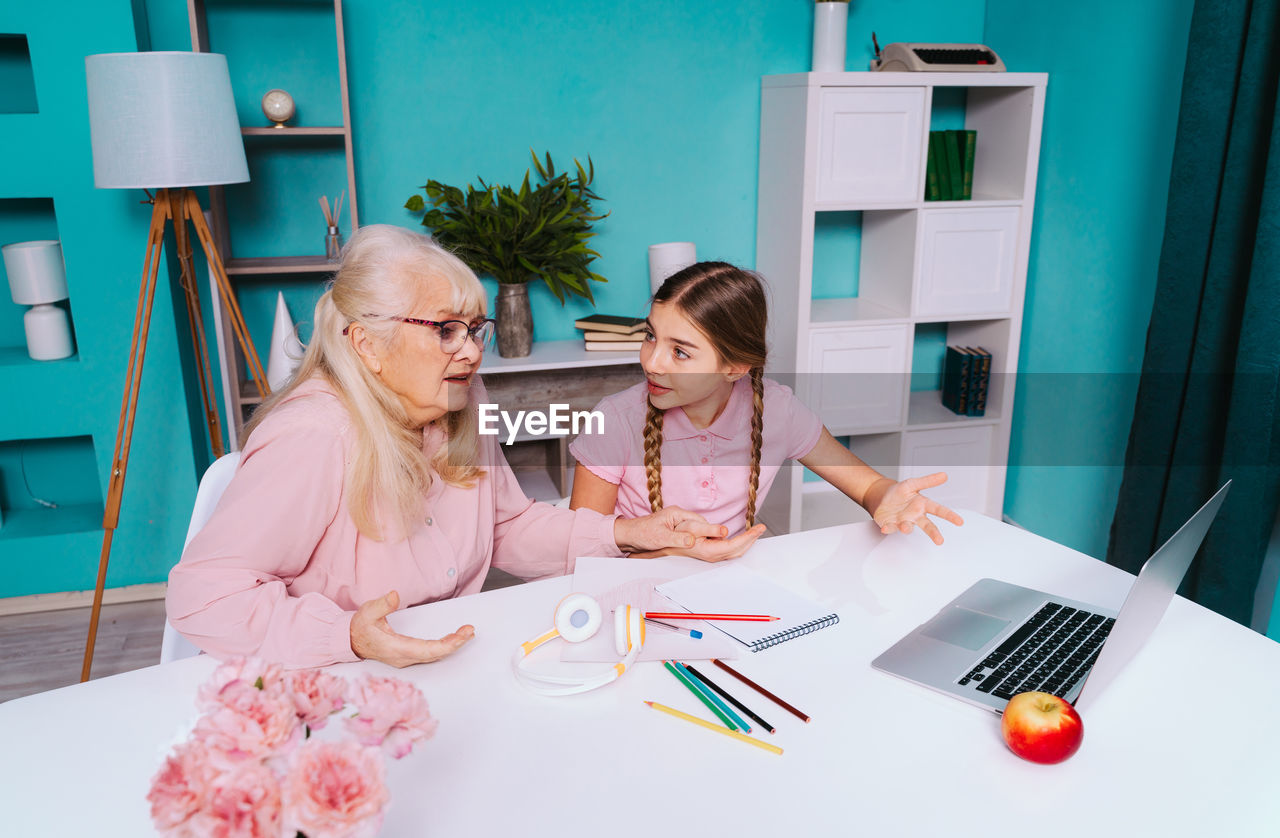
[511,593,645,696]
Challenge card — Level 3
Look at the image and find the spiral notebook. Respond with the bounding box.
[654,564,839,652]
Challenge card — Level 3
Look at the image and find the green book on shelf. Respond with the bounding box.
[932,131,953,201]
[941,345,971,415]
[961,130,977,200]
[944,130,965,201]
[966,346,991,417]
[925,132,941,201]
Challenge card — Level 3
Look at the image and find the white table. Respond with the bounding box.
[4,513,1279,836]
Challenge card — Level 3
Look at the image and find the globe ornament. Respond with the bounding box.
[261,89,295,128]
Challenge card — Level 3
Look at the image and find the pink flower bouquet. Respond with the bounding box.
[148,658,435,837]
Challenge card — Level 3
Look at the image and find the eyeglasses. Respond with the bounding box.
[343,316,495,354]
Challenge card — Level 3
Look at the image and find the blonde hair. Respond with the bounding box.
[244,224,488,540]
[642,262,768,528]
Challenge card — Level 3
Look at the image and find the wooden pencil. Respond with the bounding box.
[683,663,776,734]
[711,658,811,723]
[644,701,783,755]
[662,661,736,730]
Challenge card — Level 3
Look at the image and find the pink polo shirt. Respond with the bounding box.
[569,377,823,535]
[167,377,621,668]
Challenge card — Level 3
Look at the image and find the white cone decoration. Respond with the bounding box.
[267,292,304,391]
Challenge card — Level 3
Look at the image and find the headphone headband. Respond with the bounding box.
[512,594,644,696]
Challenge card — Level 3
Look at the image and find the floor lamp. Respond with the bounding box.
[81,52,270,681]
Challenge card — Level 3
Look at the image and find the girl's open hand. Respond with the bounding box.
[869,473,963,545]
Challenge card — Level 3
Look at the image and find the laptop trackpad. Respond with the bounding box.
[921,607,1009,651]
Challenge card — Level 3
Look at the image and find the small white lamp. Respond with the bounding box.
[3,239,73,360]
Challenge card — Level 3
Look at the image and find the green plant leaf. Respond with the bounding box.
[405,194,425,212]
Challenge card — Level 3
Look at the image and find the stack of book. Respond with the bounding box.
[941,345,992,417]
[573,314,646,351]
[925,129,977,201]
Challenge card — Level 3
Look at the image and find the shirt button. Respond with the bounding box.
[699,435,707,442]
[425,517,433,526]
[701,457,708,464]
[701,480,709,488]
[447,567,456,578]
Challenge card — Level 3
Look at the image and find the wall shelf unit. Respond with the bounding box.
[187,0,358,446]
[755,72,1046,533]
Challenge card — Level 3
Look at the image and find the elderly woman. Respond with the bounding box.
[167,225,755,669]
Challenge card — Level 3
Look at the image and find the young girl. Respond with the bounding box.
[569,261,962,559]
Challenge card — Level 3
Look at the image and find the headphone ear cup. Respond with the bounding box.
[553,593,603,644]
[614,605,645,656]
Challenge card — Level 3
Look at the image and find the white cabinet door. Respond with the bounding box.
[901,426,996,515]
[816,87,925,205]
[806,325,908,431]
[916,207,1019,317]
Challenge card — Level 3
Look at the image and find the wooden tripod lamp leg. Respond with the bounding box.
[185,191,271,399]
[82,192,171,683]
[170,189,225,459]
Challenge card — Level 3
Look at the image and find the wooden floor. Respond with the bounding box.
[0,568,527,705]
[0,598,166,704]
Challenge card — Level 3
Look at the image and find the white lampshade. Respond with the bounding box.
[3,240,68,305]
[85,51,249,189]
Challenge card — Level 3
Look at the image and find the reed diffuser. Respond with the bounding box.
[320,191,345,260]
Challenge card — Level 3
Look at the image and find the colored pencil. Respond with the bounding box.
[644,612,779,622]
[711,658,811,723]
[674,661,751,733]
[662,661,736,730]
[645,617,703,639]
[644,701,783,755]
[682,663,776,734]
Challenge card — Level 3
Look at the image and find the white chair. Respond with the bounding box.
[159,451,242,664]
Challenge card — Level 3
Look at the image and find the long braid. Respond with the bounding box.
[642,399,665,514]
[745,368,765,528]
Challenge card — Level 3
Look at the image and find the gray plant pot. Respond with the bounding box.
[495,283,533,358]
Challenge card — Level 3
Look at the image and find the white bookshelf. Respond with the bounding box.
[754,72,1047,533]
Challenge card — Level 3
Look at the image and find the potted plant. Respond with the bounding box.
[405,150,608,358]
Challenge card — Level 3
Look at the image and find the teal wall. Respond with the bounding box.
[985,0,1196,558]
[3,0,1254,630]
[0,1,200,597]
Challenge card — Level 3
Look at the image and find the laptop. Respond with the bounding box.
[871,481,1230,715]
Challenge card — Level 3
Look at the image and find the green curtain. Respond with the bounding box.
[1108,0,1280,628]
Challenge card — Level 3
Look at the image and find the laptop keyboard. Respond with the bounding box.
[957,602,1115,701]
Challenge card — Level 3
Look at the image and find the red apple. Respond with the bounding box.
[1000,691,1084,764]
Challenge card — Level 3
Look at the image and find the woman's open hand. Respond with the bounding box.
[614,506,732,554]
[629,522,768,562]
[867,473,964,545]
[350,590,475,668]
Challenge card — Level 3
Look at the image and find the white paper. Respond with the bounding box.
[560,556,740,662]
[654,563,839,650]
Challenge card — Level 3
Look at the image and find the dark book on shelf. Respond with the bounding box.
[925,132,942,201]
[584,340,642,351]
[573,314,645,334]
[932,131,953,201]
[966,346,992,417]
[944,130,965,201]
[960,130,977,199]
[941,345,972,415]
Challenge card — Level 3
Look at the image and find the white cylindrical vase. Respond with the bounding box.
[648,242,697,294]
[812,2,849,73]
[25,304,74,360]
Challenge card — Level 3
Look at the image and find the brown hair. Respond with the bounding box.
[643,261,768,527]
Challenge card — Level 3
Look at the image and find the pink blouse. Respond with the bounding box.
[569,377,824,535]
[166,378,621,668]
